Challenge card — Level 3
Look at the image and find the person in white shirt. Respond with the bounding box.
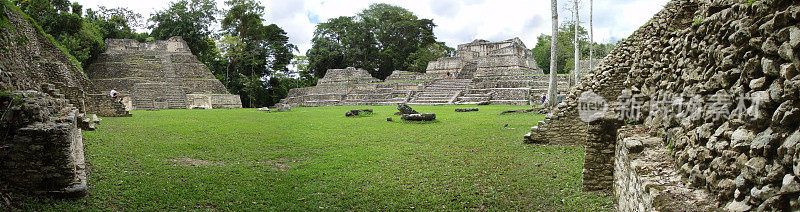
[109,88,118,99]
[109,88,124,108]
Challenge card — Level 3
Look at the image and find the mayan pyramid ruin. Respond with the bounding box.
[86,37,242,110]
[278,38,571,107]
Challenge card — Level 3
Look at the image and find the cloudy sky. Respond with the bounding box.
[75,0,669,55]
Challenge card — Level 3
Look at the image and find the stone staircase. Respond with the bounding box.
[164,84,188,109]
[131,83,188,110]
[40,83,107,129]
[457,62,477,79]
[409,79,472,105]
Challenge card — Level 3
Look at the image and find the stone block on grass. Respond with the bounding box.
[401,113,436,121]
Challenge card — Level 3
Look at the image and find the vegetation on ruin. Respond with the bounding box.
[13,106,612,210]
[10,0,147,71]
[149,0,219,71]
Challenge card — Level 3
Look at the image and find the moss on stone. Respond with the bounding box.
[1,0,84,74]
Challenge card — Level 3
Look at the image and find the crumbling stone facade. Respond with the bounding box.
[279,68,422,107]
[1,4,96,197]
[1,88,88,196]
[614,126,718,211]
[86,37,242,110]
[526,0,800,210]
[280,38,571,107]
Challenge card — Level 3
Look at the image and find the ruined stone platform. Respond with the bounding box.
[280,38,575,107]
[86,37,242,110]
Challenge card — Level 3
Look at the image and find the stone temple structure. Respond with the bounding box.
[86,37,242,110]
[278,38,571,107]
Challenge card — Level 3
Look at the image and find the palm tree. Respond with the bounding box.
[547,0,559,107]
[573,0,580,85]
[589,0,594,71]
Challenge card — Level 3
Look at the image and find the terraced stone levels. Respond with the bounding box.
[280,38,572,107]
[86,37,242,110]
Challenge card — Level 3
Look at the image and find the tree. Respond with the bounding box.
[14,0,144,68]
[547,0,559,107]
[85,6,145,40]
[406,42,454,73]
[531,22,611,75]
[307,3,442,80]
[149,0,219,68]
[589,0,594,72]
[219,0,296,107]
[289,55,316,85]
[572,0,581,85]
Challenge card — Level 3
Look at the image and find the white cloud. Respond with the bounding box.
[74,0,669,55]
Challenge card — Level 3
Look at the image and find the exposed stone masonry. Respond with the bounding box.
[615,126,718,211]
[525,0,800,210]
[0,3,115,198]
[279,38,572,107]
[86,37,242,110]
[1,89,87,196]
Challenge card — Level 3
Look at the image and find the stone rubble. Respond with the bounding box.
[401,113,436,121]
[455,108,479,112]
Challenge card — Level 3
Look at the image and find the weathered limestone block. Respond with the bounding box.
[401,113,436,121]
[0,91,87,197]
[583,114,622,192]
[615,127,718,212]
[276,103,291,112]
[345,109,373,117]
[397,104,419,114]
[455,108,479,112]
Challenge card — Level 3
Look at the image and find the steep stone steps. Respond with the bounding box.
[457,63,477,79]
[410,79,473,105]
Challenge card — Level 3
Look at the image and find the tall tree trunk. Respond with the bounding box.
[589,0,594,71]
[547,0,559,107]
[573,0,580,86]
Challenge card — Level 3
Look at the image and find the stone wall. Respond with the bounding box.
[85,94,133,117]
[423,57,466,78]
[0,2,129,198]
[385,70,423,82]
[186,94,245,109]
[614,126,718,211]
[316,67,381,86]
[279,69,429,107]
[425,38,544,80]
[86,37,241,110]
[0,91,87,196]
[526,0,800,210]
[0,3,128,117]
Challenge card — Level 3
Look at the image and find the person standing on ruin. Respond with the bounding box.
[110,88,124,107]
[110,88,118,100]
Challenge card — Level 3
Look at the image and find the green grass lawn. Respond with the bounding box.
[18,105,612,211]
